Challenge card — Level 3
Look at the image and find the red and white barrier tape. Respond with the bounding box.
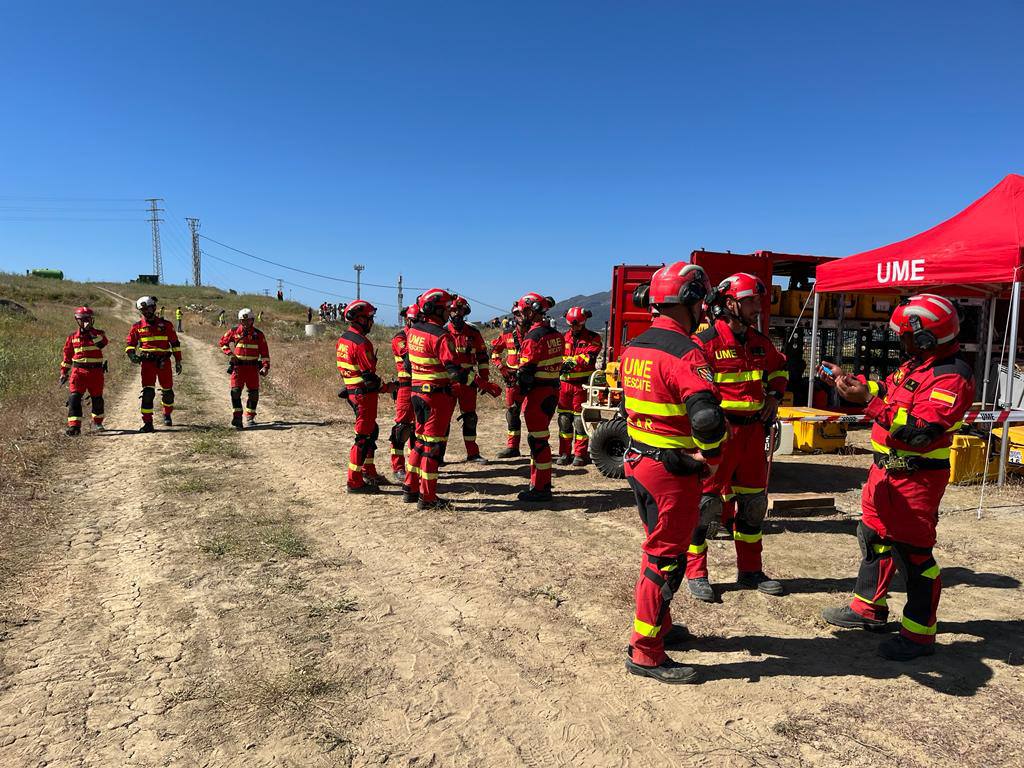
[780,408,1024,425]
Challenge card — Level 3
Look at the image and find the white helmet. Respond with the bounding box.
[238,308,255,321]
[136,296,157,310]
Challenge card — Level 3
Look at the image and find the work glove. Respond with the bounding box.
[58,374,68,387]
[560,360,576,377]
[338,388,349,400]
[175,361,183,375]
[127,351,141,365]
[259,365,269,377]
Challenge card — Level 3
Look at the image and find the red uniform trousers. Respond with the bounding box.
[624,455,700,667]
[504,385,525,449]
[686,421,768,578]
[404,389,456,502]
[850,465,945,645]
[346,392,381,489]
[229,364,261,421]
[450,383,480,458]
[68,366,105,427]
[523,384,558,491]
[390,385,414,474]
[140,358,175,423]
[557,381,588,458]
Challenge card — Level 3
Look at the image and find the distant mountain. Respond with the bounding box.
[550,291,612,331]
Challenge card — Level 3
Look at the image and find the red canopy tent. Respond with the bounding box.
[807,174,1024,483]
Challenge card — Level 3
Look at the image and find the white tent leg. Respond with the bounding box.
[998,281,1021,486]
[806,291,821,407]
[981,295,997,408]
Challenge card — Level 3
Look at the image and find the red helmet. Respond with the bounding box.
[450,295,471,315]
[418,288,454,317]
[889,294,959,350]
[344,299,377,323]
[564,306,591,324]
[718,272,767,301]
[401,302,421,323]
[74,306,94,319]
[633,262,711,309]
[514,292,555,315]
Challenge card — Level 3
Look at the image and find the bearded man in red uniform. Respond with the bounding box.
[445,296,491,463]
[685,273,788,602]
[556,306,603,466]
[125,295,182,432]
[60,306,108,435]
[620,262,728,684]
[491,310,525,458]
[389,303,419,480]
[822,294,974,661]
[219,308,271,429]
[336,300,385,493]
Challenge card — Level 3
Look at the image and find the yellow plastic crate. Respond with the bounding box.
[780,289,810,318]
[949,434,998,484]
[857,294,899,321]
[779,407,848,453]
[991,426,1024,475]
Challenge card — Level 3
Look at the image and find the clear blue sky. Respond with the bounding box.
[0,2,1020,315]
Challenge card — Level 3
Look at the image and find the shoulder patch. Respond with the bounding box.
[930,388,958,407]
[904,379,920,392]
[696,365,714,382]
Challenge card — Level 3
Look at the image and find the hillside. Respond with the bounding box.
[549,290,611,330]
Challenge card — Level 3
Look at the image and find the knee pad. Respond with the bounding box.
[462,411,478,436]
[412,395,431,425]
[737,491,768,528]
[354,432,372,462]
[368,423,380,451]
[558,412,573,435]
[141,386,156,409]
[390,422,412,448]
[67,392,84,416]
[573,415,586,436]
[246,390,260,410]
[699,494,723,531]
[857,521,889,563]
[541,394,558,418]
[505,408,521,432]
[90,395,104,416]
[161,388,174,405]
[230,387,243,408]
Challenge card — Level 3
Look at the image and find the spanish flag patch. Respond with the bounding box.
[930,388,957,406]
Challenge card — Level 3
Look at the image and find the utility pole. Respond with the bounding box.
[397,274,404,311]
[186,217,201,286]
[145,198,164,283]
[354,264,365,299]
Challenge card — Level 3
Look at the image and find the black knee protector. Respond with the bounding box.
[558,412,574,436]
[246,389,260,411]
[91,395,104,417]
[141,386,155,410]
[354,432,373,463]
[411,395,431,426]
[161,388,174,406]
[699,493,723,532]
[541,394,558,418]
[230,387,243,409]
[527,433,545,456]
[369,422,380,451]
[505,407,521,432]
[422,440,445,462]
[857,521,888,563]
[390,422,413,449]
[737,491,769,528]
[462,411,478,437]
[573,415,586,436]
[67,392,84,417]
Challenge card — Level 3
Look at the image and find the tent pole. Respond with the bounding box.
[806,291,821,407]
[998,281,1021,486]
[981,295,997,408]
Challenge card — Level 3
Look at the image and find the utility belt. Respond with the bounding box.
[626,438,706,477]
[71,361,105,370]
[138,352,170,366]
[872,452,950,473]
[726,413,763,426]
[412,384,453,395]
[231,360,261,366]
[396,380,411,388]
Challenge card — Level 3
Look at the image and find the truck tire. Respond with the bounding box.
[590,418,628,479]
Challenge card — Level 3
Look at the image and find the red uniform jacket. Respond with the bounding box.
[336,326,379,393]
[125,317,181,362]
[491,329,522,384]
[621,315,726,457]
[446,320,491,383]
[219,325,271,370]
[61,328,108,373]
[695,319,787,418]
[406,320,460,389]
[391,329,411,387]
[518,321,564,389]
[561,328,603,382]
[861,348,975,461]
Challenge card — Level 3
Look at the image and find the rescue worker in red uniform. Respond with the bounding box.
[445,296,491,463]
[556,307,603,466]
[685,273,789,601]
[621,262,728,684]
[402,288,461,510]
[125,295,182,433]
[60,306,108,435]
[822,294,974,661]
[389,303,419,480]
[219,308,271,429]
[491,312,525,458]
[336,300,385,493]
[515,293,563,503]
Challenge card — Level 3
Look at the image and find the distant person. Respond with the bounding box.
[307,306,313,323]
[556,307,602,466]
[175,306,183,332]
[219,308,271,429]
[257,310,264,322]
[160,305,166,319]
[217,308,226,326]
[277,289,284,301]
[126,296,182,432]
[59,306,108,435]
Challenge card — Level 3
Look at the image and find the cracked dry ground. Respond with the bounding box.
[3,328,1024,767]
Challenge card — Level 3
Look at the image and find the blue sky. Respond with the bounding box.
[0,2,1020,315]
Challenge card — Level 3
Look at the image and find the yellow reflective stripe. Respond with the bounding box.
[507,430,521,436]
[731,485,765,495]
[694,431,726,451]
[714,370,763,383]
[413,371,450,380]
[528,430,550,438]
[890,407,909,433]
[688,542,707,555]
[854,593,888,607]
[872,543,892,554]
[537,356,563,366]
[348,463,363,472]
[628,397,687,417]
[460,363,474,368]
[720,399,763,411]
[139,336,169,342]
[559,432,573,439]
[633,618,660,638]
[733,530,762,544]
[140,408,154,414]
[534,462,552,470]
[73,345,100,352]
[900,616,937,636]
[234,355,260,360]
[661,563,678,572]
[921,565,940,579]
[409,354,441,365]
[867,380,881,396]
[766,370,789,380]
[235,343,260,349]
[627,426,696,449]
[417,434,448,443]
[342,377,364,385]
[535,372,559,379]
[419,470,439,480]
[405,463,420,475]
[564,371,593,379]
[946,421,963,433]
[870,440,950,460]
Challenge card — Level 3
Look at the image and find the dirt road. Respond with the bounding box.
[2,306,1024,767]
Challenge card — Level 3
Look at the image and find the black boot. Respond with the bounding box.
[878,634,935,661]
[402,490,419,504]
[554,455,573,466]
[465,455,488,464]
[687,577,716,603]
[64,425,81,436]
[625,655,699,685]
[139,422,155,433]
[496,447,521,459]
[162,414,173,427]
[231,416,243,430]
[518,487,553,504]
[737,570,785,596]
[417,497,450,511]
[571,455,590,467]
[347,484,381,495]
[821,605,889,631]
